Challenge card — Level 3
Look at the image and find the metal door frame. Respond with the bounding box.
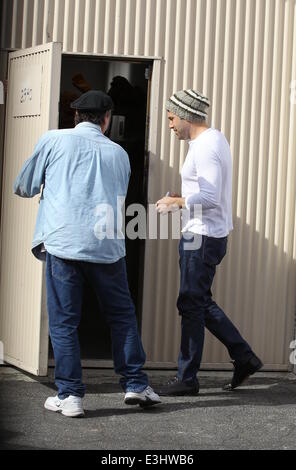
[49,51,163,369]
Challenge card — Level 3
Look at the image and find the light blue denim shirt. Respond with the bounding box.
[13,122,130,263]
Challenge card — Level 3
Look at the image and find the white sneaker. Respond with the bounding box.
[124,386,162,407]
[44,395,84,417]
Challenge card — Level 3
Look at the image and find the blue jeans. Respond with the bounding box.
[46,253,148,398]
[177,235,254,384]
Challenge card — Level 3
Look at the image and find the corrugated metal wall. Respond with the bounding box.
[1,0,296,368]
[0,50,8,222]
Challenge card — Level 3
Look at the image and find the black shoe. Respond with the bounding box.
[156,377,199,396]
[223,355,263,390]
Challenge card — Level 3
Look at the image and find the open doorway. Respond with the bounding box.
[49,54,152,361]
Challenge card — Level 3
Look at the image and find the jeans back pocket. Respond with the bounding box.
[203,236,227,266]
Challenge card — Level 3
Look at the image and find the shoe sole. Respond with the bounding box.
[44,403,84,417]
[158,390,199,397]
[223,361,264,391]
[157,386,199,397]
[124,397,161,407]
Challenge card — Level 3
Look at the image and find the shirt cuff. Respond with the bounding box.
[184,195,192,210]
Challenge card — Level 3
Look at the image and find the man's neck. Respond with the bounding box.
[189,123,209,140]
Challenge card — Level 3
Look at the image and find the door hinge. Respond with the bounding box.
[145,67,152,81]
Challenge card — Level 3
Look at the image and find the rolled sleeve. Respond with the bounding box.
[13,133,52,198]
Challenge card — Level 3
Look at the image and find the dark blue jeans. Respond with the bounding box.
[177,235,254,384]
[46,253,148,398]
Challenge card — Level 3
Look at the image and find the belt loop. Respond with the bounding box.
[202,235,207,259]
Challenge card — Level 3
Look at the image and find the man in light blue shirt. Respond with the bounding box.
[14,101,128,263]
[14,90,160,417]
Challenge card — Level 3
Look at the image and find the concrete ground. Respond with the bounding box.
[0,365,296,450]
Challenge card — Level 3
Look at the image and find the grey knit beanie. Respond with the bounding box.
[166,89,210,122]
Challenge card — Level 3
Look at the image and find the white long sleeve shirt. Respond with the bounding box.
[181,127,233,237]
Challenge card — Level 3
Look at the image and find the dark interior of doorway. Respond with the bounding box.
[49,55,151,360]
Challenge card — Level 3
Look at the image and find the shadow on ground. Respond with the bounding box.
[1,367,296,450]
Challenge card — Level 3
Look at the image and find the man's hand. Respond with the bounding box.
[155,196,185,214]
[168,192,181,198]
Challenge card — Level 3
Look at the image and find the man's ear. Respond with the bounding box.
[102,111,112,133]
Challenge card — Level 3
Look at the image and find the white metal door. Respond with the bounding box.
[0,42,61,375]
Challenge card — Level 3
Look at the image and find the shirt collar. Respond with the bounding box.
[75,122,103,133]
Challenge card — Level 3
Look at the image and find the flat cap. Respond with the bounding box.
[70,90,113,112]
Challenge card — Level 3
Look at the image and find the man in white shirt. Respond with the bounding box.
[156,89,262,395]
